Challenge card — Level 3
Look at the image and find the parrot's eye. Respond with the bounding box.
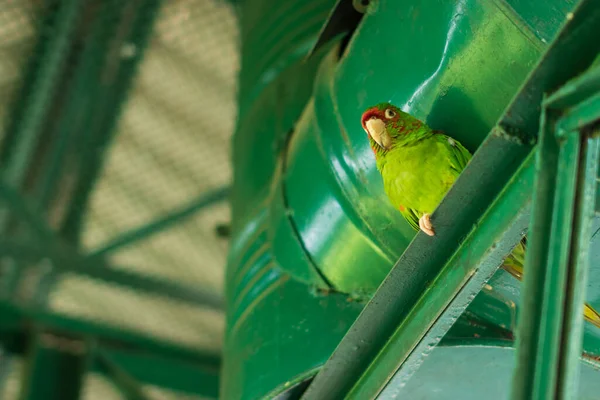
[384,109,397,119]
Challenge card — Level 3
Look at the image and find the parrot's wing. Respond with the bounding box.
[399,206,420,231]
[443,135,472,174]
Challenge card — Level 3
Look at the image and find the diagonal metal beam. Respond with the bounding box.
[302,128,533,400]
[0,239,224,310]
[0,304,220,367]
[60,0,164,245]
[0,0,85,195]
[98,347,220,398]
[0,180,225,310]
[353,152,534,399]
[0,304,220,397]
[90,186,229,257]
[96,351,152,400]
[0,180,54,240]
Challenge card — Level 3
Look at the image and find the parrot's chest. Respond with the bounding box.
[378,140,455,213]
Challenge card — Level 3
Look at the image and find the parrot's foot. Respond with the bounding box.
[419,213,435,236]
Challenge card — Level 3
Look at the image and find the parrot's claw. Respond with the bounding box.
[419,213,435,236]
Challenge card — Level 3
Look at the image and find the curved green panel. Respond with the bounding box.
[285,0,542,294]
[225,0,600,398]
[222,275,363,400]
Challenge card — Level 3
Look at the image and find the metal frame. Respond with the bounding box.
[511,61,600,400]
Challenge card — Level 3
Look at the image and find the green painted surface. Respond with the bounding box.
[396,346,600,400]
[226,0,600,398]
[285,0,542,295]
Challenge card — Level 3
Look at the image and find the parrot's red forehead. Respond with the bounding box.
[361,108,384,131]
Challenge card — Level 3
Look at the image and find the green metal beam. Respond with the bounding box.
[348,151,535,399]
[0,302,221,376]
[544,61,600,111]
[0,347,11,398]
[34,0,130,212]
[95,352,152,400]
[60,0,164,245]
[0,180,54,240]
[302,0,600,398]
[18,332,90,400]
[98,347,219,398]
[301,126,532,399]
[0,0,84,195]
[0,312,220,397]
[0,239,224,310]
[90,186,230,257]
[511,76,600,399]
[0,181,224,310]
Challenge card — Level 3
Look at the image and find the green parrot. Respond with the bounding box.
[361,102,600,329]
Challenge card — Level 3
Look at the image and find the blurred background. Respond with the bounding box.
[0,0,238,398]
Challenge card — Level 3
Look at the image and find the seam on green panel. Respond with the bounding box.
[491,0,545,51]
[230,242,272,305]
[228,270,289,338]
[279,128,335,289]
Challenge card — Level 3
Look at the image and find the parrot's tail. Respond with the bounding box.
[502,240,600,330]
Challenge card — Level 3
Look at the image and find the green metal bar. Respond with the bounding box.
[90,186,230,257]
[1,179,225,311]
[32,0,139,309]
[555,92,600,135]
[19,332,90,400]
[35,0,129,211]
[0,347,10,398]
[0,239,224,310]
[98,348,219,398]
[0,179,55,301]
[347,151,534,399]
[302,131,532,400]
[61,0,163,245]
[0,180,54,240]
[0,179,223,307]
[96,352,152,400]
[0,0,83,194]
[511,107,600,398]
[545,65,600,111]
[0,302,221,370]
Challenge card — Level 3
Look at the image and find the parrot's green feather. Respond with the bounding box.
[365,103,600,329]
[376,124,471,226]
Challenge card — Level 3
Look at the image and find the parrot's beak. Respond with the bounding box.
[365,118,391,149]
